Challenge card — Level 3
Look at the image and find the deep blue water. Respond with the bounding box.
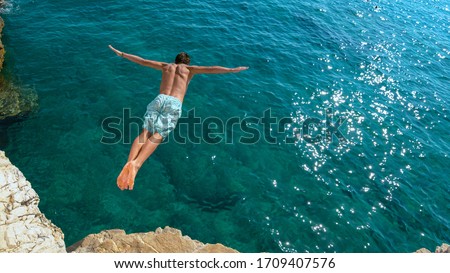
[1,0,449,252]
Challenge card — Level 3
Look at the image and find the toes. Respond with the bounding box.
[129,178,135,190]
[126,176,134,191]
[117,175,124,190]
[117,164,131,190]
[118,162,138,191]
[127,165,137,191]
[117,179,126,190]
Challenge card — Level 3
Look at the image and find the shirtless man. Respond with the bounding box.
[109,45,248,190]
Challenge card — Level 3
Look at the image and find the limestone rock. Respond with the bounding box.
[415,248,431,253]
[415,243,450,253]
[68,226,238,253]
[435,243,450,253]
[0,150,66,252]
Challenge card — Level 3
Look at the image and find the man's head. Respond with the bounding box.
[175,52,190,65]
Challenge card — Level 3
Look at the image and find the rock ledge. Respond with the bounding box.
[67,226,238,253]
[415,243,450,253]
[0,151,66,252]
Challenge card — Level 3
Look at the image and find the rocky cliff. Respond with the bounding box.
[0,150,66,252]
[67,227,238,253]
[415,243,450,253]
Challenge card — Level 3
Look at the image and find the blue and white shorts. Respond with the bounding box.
[143,94,182,139]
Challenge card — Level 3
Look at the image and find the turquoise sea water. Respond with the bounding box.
[1,0,449,252]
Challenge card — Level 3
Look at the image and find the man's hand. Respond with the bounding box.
[109,45,123,57]
[232,66,249,73]
[108,45,165,69]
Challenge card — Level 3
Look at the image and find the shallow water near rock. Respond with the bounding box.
[2,0,449,252]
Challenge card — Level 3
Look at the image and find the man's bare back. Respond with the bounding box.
[159,64,191,103]
[108,45,248,190]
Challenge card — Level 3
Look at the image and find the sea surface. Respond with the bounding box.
[1,0,449,252]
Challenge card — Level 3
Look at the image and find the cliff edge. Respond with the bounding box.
[415,243,450,253]
[0,150,66,252]
[67,227,238,253]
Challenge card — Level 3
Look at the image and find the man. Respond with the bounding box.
[109,45,248,190]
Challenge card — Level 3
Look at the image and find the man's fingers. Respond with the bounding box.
[233,66,249,72]
[109,45,119,54]
[109,45,123,57]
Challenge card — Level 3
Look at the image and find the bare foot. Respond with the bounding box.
[126,162,140,190]
[117,162,131,190]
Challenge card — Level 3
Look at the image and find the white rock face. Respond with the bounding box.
[0,150,66,252]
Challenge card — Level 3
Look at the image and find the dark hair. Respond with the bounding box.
[175,52,190,65]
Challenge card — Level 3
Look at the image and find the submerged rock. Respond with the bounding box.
[0,17,5,70]
[0,13,38,121]
[0,76,38,121]
[0,150,66,252]
[67,226,238,253]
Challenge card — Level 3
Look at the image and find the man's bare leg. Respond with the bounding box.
[117,129,151,190]
[128,129,152,162]
[125,133,163,190]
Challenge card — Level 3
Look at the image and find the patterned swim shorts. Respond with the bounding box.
[143,94,182,139]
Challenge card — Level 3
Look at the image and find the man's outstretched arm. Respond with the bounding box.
[188,65,249,75]
[109,45,167,70]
